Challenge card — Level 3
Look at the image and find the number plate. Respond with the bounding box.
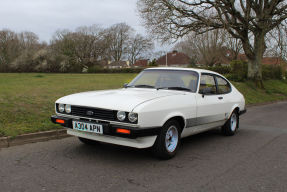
[73,121,103,134]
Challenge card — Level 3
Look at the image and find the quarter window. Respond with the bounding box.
[199,74,217,94]
[216,76,231,94]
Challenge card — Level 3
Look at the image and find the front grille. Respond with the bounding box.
[70,105,116,121]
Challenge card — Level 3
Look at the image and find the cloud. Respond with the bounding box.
[0,0,145,42]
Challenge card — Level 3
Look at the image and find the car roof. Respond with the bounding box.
[145,67,221,76]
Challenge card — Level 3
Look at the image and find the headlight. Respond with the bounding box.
[128,112,138,123]
[58,104,65,113]
[65,104,71,113]
[117,111,126,121]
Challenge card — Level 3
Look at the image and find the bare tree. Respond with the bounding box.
[267,24,287,60]
[51,25,108,71]
[0,30,20,71]
[105,23,133,62]
[138,0,287,87]
[127,34,154,65]
[175,30,241,66]
[224,32,243,60]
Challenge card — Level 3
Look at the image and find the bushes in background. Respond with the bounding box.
[196,60,284,82]
[87,66,144,73]
[205,65,232,74]
[229,60,248,82]
[262,64,284,80]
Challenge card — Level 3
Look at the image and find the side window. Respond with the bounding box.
[216,76,231,94]
[199,74,216,95]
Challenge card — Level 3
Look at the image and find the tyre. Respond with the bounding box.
[152,120,181,159]
[78,137,98,145]
[221,110,239,136]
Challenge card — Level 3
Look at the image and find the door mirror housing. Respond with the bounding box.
[199,87,213,97]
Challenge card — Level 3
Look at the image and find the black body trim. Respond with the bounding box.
[239,109,247,116]
[51,115,159,139]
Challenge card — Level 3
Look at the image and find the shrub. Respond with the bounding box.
[191,65,231,74]
[206,65,231,74]
[87,66,144,73]
[262,64,283,80]
[148,59,158,66]
[229,60,248,82]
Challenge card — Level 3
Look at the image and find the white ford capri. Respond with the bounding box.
[51,67,246,159]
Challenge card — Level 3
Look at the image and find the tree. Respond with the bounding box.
[138,0,287,87]
[51,25,108,72]
[127,34,154,65]
[0,30,21,72]
[175,30,243,66]
[266,23,287,60]
[105,23,133,62]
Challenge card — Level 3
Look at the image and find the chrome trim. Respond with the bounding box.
[56,113,140,128]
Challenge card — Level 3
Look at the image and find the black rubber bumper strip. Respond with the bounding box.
[51,115,160,139]
[239,109,247,116]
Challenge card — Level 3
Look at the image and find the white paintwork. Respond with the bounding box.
[56,88,183,112]
[55,67,246,148]
[67,129,157,148]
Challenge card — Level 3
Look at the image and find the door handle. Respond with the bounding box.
[218,96,223,100]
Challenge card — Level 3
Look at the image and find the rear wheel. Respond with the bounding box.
[152,120,181,159]
[78,137,98,145]
[221,111,239,136]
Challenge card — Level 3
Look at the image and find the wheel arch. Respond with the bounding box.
[162,115,186,133]
[228,104,240,119]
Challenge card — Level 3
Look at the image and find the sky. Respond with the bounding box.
[0,0,172,51]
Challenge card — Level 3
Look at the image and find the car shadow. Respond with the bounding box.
[65,128,228,162]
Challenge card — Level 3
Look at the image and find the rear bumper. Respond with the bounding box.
[51,115,160,138]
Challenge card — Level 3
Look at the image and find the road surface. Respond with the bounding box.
[0,102,287,192]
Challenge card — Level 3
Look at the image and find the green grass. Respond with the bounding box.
[0,73,136,137]
[232,80,287,104]
[0,73,287,137]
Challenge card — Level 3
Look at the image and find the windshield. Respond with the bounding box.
[128,69,199,92]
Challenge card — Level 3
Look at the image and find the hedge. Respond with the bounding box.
[88,66,144,73]
[195,60,284,82]
[87,61,285,82]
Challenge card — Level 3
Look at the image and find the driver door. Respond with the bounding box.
[195,73,227,128]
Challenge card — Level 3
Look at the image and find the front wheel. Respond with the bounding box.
[221,111,239,136]
[152,120,181,159]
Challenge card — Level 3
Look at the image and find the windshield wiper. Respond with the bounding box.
[157,87,191,91]
[128,84,155,88]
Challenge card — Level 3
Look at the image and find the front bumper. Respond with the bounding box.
[51,115,160,139]
[67,129,157,149]
[239,109,247,116]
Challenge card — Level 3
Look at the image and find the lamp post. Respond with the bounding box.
[166,52,168,67]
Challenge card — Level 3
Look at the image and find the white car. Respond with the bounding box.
[51,67,246,159]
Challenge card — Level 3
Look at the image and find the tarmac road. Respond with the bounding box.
[0,102,287,192]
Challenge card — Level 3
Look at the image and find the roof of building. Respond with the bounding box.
[238,54,287,66]
[156,51,191,66]
[134,59,149,67]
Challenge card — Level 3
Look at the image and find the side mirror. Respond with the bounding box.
[199,87,212,97]
[123,83,128,88]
